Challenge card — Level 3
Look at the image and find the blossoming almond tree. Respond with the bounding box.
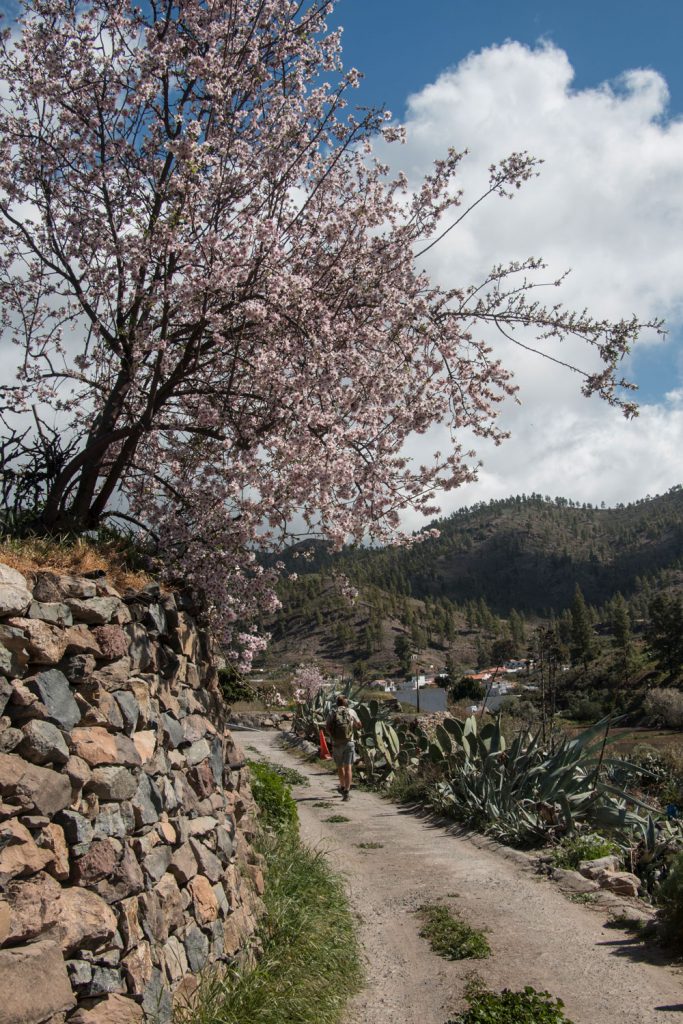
[0,0,661,662]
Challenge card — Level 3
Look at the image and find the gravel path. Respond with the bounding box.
[244,729,683,1024]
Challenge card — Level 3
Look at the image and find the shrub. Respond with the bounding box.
[247,761,298,834]
[658,850,683,949]
[418,904,490,960]
[218,667,254,704]
[643,688,683,729]
[445,981,574,1023]
[552,832,621,870]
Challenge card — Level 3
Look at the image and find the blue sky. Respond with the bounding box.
[331,1,683,121]
[327,1,683,509]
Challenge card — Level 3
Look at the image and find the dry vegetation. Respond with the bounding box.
[0,535,154,591]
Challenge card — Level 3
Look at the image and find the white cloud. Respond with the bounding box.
[383,41,683,520]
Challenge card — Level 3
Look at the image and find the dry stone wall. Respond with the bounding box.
[0,562,264,1024]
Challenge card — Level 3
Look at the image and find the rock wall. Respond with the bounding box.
[0,562,264,1024]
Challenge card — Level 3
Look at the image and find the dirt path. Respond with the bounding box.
[243,729,683,1024]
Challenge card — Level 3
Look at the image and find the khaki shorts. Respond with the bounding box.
[332,741,355,767]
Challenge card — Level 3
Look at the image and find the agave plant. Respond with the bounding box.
[430,716,657,846]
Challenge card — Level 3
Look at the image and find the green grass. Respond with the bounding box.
[247,762,299,833]
[312,800,333,808]
[324,814,350,823]
[551,833,621,871]
[176,766,363,1024]
[356,841,384,850]
[418,904,490,961]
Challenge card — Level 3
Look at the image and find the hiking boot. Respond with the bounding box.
[336,785,344,795]
[342,788,350,801]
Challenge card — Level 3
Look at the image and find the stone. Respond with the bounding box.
[60,652,97,684]
[132,729,156,763]
[143,603,167,635]
[64,625,103,656]
[0,900,10,944]
[59,886,119,954]
[66,596,123,625]
[124,623,155,672]
[7,616,69,665]
[87,765,138,801]
[158,776,179,812]
[223,905,251,957]
[579,855,622,878]
[598,870,641,897]
[56,574,98,599]
[132,773,163,827]
[0,724,22,753]
[245,863,265,895]
[188,814,220,837]
[183,925,209,973]
[139,890,168,944]
[65,754,93,789]
[154,873,185,933]
[157,820,176,844]
[144,746,171,778]
[182,713,212,744]
[176,612,199,658]
[55,809,94,846]
[122,939,153,996]
[4,870,62,943]
[120,677,154,726]
[142,968,173,1024]
[215,825,234,862]
[0,939,75,1023]
[133,829,159,858]
[67,958,93,987]
[190,838,223,883]
[95,842,145,904]
[188,873,219,925]
[143,844,173,884]
[551,867,600,894]
[0,631,29,680]
[89,965,125,995]
[98,690,125,730]
[118,896,143,951]
[31,573,65,603]
[91,624,130,661]
[0,817,54,880]
[18,718,70,765]
[159,712,184,749]
[185,737,211,767]
[0,751,72,815]
[0,563,32,617]
[29,599,73,627]
[70,726,142,767]
[21,667,80,729]
[73,839,120,884]
[68,993,144,1024]
[112,690,139,734]
[168,841,198,886]
[160,934,188,983]
[187,759,217,799]
[41,822,70,880]
[93,805,127,840]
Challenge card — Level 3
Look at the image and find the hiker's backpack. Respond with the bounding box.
[329,706,355,743]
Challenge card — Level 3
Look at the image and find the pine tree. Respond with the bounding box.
[570,585,594,669]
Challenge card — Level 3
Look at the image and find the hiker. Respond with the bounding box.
[325,695,360,801]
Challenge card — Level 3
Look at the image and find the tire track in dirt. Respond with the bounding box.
[244,729,683,1024]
